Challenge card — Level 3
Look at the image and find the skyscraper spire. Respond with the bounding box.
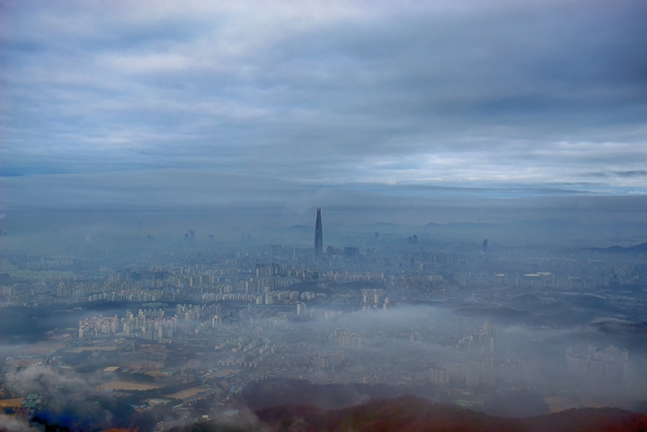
[314,208,323,259]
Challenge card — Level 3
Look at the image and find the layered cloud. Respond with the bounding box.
[1,0,646,211]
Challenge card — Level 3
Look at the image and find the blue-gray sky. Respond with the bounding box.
[1,0,646,222]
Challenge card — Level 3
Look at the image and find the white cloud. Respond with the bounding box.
[2,0,646,210]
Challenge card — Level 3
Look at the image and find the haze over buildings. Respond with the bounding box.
[0,1,647,431]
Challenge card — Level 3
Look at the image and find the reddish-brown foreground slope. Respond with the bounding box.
[256,395,647,432]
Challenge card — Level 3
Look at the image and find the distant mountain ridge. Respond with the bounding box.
[590,319,647,334]
[287,225,310,230]
[589,242,647,254]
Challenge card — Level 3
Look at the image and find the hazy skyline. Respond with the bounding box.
[1,0,646,221]
[2,5,647,429]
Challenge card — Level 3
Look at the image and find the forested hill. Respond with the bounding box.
[255,396,647,432]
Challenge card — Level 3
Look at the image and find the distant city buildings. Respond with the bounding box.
[336,331,362,350]
[343,247,360,257]
[455,320,498,355]
[566,345,628,381]
[2,215,646,420]
[431,357,541,387]
[312,352,344,369]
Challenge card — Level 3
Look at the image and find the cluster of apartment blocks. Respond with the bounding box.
[78,304,224,343]
[333,330,362,350]
[320,270,385,283]
[255,290,321,305]
[311,352,344,369]
[65,256,647,295]
[453,272,561,289]
[53,258,642,315]
[430,357,541,387]
[454,321,499,355]
[56,281,165,302]
[297,304,342,320]
[50,263,396,305]
[78,313,178,343]
[201,291,324,305]
[390,273,444,285]
[24,258,74,270]
[202,290,323,305]
[451,258,647,290]
[566,345,629,380]
[87,291,163,302]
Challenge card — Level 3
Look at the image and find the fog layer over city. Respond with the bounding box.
[2,0,647,430]
[1,207,647,430]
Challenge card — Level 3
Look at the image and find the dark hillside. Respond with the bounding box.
[256,396,647,432]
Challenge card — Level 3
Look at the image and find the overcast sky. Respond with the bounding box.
[1,0,646,222]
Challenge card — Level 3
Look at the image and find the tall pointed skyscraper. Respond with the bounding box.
[314,208,323,259]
